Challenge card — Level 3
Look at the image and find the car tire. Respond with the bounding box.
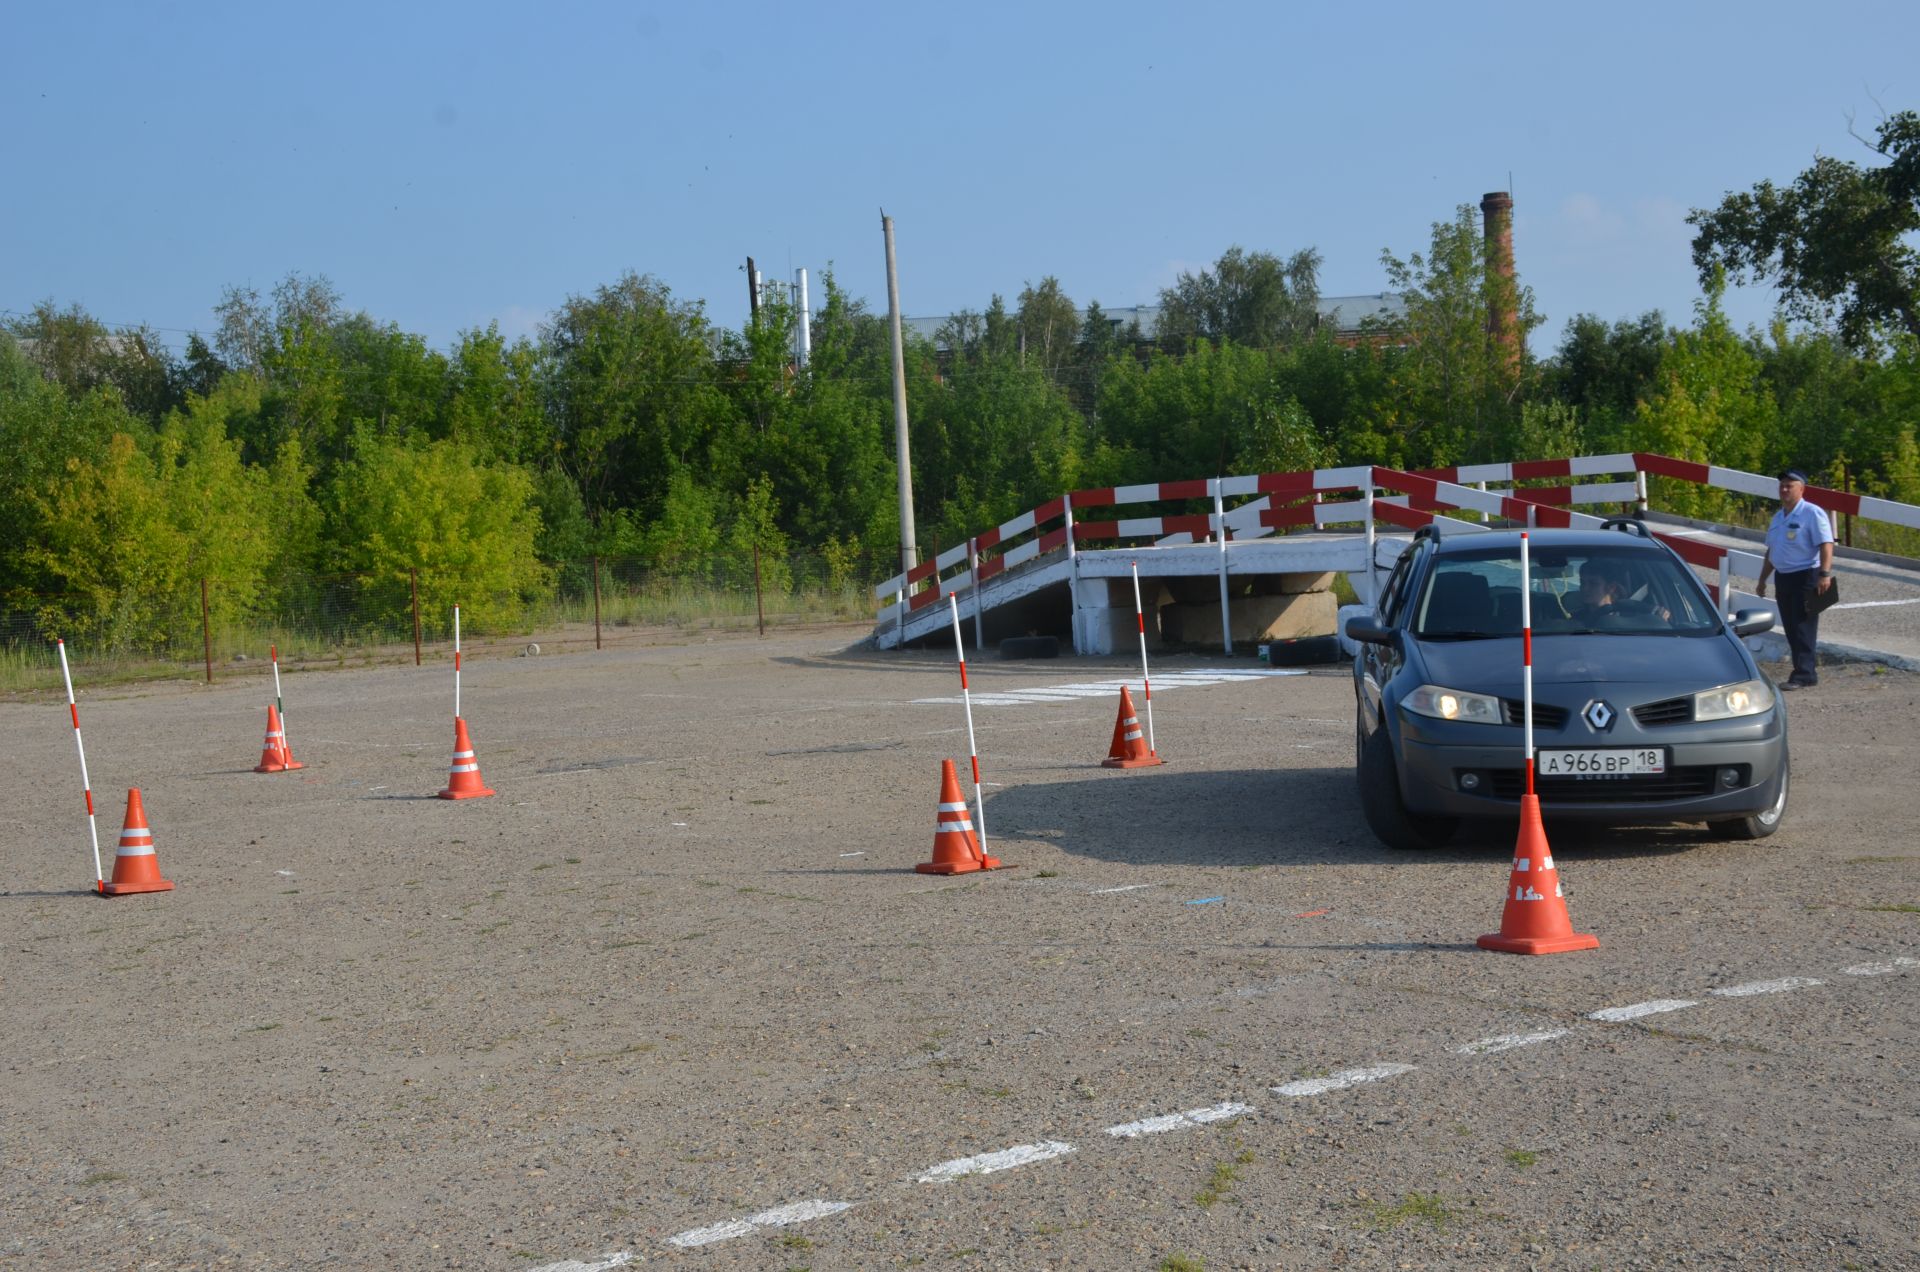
[1707,758,1789,841]
[1357,717,1457,850]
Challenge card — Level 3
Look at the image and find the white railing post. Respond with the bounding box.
[968,535,984,649]
[1477,480,1490,523]
[1064,492,1082,654]
[1213,478,1233,654]
[1362,481,1377,607]
[1718,552,1732,622]
[1635,470,1649,518]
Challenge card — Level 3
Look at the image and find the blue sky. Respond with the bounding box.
[5,1,1916,357]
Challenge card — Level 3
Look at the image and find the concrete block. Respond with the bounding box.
[1161,590,1338,646]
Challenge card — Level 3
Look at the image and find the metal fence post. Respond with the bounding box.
[753,543,765,638]
[592,555,603,650]
[200,577,213,684]
[411,567,423,666]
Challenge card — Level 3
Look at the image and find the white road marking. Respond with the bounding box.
[1842,957,1920,976]
[1830,597,1920,610]
[838,851,866,857]
[1105,1102,1253,1138]
[1091,883,1159,894]
[665,1200,853,1249]
[1710,977,1824,997]
[1451,1029,1570,1056]
[527,1253,635,1271]
[915,1140,1074,1182]
[1588,999,1697,1022]
[1271,1064,1415,1097]
[666,1220,756,1248]
[914,669,1305,706]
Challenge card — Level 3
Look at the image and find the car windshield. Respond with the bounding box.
[1411,545,1720,639]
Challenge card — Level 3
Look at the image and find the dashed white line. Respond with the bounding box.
[665,1200,853,1249]
[1709,976,1824,997]
[1106,1102,1253,1138]
[1588,999,1698,1022]
[1091,883,1160,894]
[916,1140,1075,1183]
[1451,1029,1570,1056]
[1271,1064,1416,1097]
[1843,957,1919,976]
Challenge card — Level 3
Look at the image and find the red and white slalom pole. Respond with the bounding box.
[270,642,288,740]
[56,639,106,890]
[452,604,462,720]
[1130,560,1157,758]
[947,593,987,854]
[1521,532,1535,796]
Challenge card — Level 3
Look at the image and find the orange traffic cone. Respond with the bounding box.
[916,759,1003,874]
[437,716,496,799]
[253,704,302,773]
[1101,685,1163,768]
[99,788,174,897]
[1477,794,1598,955]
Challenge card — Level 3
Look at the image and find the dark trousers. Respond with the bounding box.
[1775,569,1821,683]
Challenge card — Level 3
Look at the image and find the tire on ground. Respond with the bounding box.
[1706,755,1789,841]
[1358,721,1457,850]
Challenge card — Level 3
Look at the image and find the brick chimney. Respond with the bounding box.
[1480,191,1519,374]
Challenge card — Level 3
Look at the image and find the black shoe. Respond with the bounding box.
[1779,678,1804,691]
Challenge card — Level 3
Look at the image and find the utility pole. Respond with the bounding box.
[745,256,760,325]
[882,212,917,579]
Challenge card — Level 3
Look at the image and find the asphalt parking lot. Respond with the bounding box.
[2,624,1915,1269]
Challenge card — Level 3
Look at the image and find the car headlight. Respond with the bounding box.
[1694,678,1775,721]
[1404,684,1505,724]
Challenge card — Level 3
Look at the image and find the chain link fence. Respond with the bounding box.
[0,547,899,693]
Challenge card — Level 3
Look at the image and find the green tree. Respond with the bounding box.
[1632,276,1780,516]
[1689,110,1920,348]
[538,272,726,523]
[1377,205,1542,465]
[327,432,548,631]
[1016,276,1079,379]
[19,399,291,652]
[1156,246,1322,351]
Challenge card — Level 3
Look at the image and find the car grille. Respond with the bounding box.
[1631,695,1693,726]
[1485,767,1720,802]
[1502,700,1569,729]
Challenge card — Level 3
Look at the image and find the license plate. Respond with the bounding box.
[1537,748,1666,777]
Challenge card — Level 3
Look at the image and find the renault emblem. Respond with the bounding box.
[1582,699,1616,732]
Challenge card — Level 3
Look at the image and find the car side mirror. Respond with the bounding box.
[1730,607,1777,638]
[1345,615,1397,646]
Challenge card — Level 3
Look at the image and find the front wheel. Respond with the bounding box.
[1357,718,1457,850]
[1707,758,1789,841]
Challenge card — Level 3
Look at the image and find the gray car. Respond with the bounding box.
[1345,520,1789,850]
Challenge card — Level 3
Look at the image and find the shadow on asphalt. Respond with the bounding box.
[969,766,1709,868]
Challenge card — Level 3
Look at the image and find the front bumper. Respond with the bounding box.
[1395,717,1788,822]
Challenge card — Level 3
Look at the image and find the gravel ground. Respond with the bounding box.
[2,625,1916,1270]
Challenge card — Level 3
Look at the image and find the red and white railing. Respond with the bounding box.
[874,454,1920,639]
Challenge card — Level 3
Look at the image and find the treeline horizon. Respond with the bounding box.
[6,201,1920,652]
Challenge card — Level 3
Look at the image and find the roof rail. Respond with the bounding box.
[1599,516,1654,539]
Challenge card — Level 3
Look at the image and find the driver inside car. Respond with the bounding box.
[1567,559,1671,626]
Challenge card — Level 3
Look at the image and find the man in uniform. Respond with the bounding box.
[1755,469,1836,689]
